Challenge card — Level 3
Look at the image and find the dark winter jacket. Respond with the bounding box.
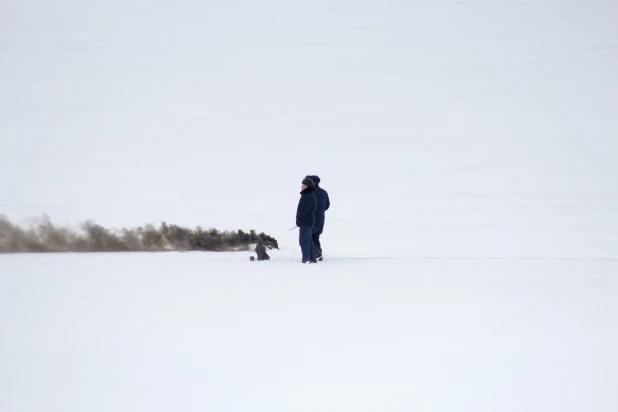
[296,186,317,228]
[307,175,330,234]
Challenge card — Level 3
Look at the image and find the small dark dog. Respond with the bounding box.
[255,243,271,261]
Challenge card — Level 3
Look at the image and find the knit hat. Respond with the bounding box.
[302,178,315,187]
[306,175,320,185]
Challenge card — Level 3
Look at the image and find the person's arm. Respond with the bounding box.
[297,197,312,218]
[325,192,330,211]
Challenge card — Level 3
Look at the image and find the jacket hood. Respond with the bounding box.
[307,175,321,185]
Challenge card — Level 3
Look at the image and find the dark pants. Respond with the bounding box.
[312,233,321,251]
[299,226,316,262]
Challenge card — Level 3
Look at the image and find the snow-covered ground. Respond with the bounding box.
[2,252,618,411]
[2,0,618,411]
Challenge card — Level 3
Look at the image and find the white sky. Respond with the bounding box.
[1,0,617,241]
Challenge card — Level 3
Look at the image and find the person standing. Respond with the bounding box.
[296,177,317,263]
[306,175,330,261]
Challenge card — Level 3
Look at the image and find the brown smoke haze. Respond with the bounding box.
[0,215,279,253]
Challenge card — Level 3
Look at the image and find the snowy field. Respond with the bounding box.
[2,0,618,411]
[2,253,618,411]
